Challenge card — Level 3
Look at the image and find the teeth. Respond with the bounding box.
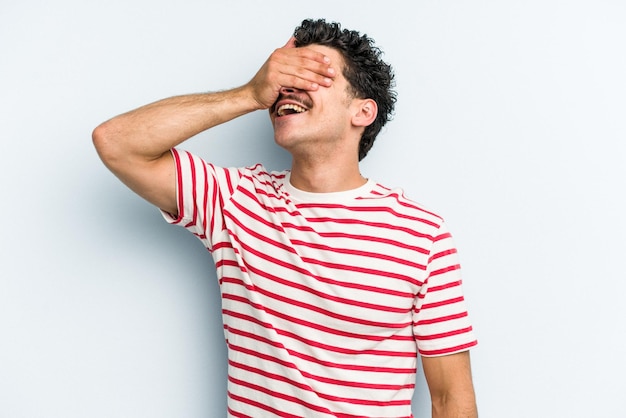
[277,104,306,117]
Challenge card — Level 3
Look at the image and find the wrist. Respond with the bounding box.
[236,84,267,112]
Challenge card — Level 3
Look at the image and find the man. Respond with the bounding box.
[93,18,478,418]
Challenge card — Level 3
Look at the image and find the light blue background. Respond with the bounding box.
[2,1,625,417]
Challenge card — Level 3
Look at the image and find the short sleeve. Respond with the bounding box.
[159,148,242,250]
[413,221,477,356]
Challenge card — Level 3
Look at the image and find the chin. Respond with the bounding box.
[273,135,295,153]
[273,128,299,148]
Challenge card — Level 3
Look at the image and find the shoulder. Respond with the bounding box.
[234,164,292,200]
[366,182,446,230]
[244,164,288,179]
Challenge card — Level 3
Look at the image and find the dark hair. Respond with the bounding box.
[294,19,397,161]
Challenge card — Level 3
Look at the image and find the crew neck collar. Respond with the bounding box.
[283,172,375,203]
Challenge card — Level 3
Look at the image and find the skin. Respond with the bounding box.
[268,43,377,193]
[93,38,339,215]
[93,36,477,418]
[423,351,478,418]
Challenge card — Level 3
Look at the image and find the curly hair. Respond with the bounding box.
[294,19,397,161]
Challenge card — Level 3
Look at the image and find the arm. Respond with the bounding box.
[92,38,335,215]
[422,351,478,418]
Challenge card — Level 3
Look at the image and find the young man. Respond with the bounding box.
[93,19,478,418]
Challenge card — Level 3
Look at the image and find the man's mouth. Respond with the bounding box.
[272,93,312,118]
[276,103,308,117]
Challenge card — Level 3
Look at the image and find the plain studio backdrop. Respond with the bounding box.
[1,1,625,417]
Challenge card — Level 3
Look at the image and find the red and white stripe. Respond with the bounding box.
[162,149,477,418]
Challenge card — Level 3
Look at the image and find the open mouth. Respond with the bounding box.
[276,103,308,117]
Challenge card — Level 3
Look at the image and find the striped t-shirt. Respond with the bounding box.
[162,148,477,418]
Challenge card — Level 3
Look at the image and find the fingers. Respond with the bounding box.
[283,36,296,48]
[247,41,336,109]
[272,45,335,90]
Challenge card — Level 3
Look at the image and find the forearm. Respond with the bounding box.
[423,352,478,418]
[93,85,260,162]
[93,37,334,165]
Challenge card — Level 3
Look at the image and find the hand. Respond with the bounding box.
[247,37,336,109]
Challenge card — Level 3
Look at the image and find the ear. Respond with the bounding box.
[351,98,378,128]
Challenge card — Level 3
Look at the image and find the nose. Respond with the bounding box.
[279,86,299,95]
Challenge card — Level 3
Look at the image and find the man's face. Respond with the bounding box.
[269,44,360,157]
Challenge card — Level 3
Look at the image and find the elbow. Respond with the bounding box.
[91,123,106,155]
[92,120,122,167]
[431,390,478,418]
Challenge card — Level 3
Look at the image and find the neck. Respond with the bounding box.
[289,155,366,193]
